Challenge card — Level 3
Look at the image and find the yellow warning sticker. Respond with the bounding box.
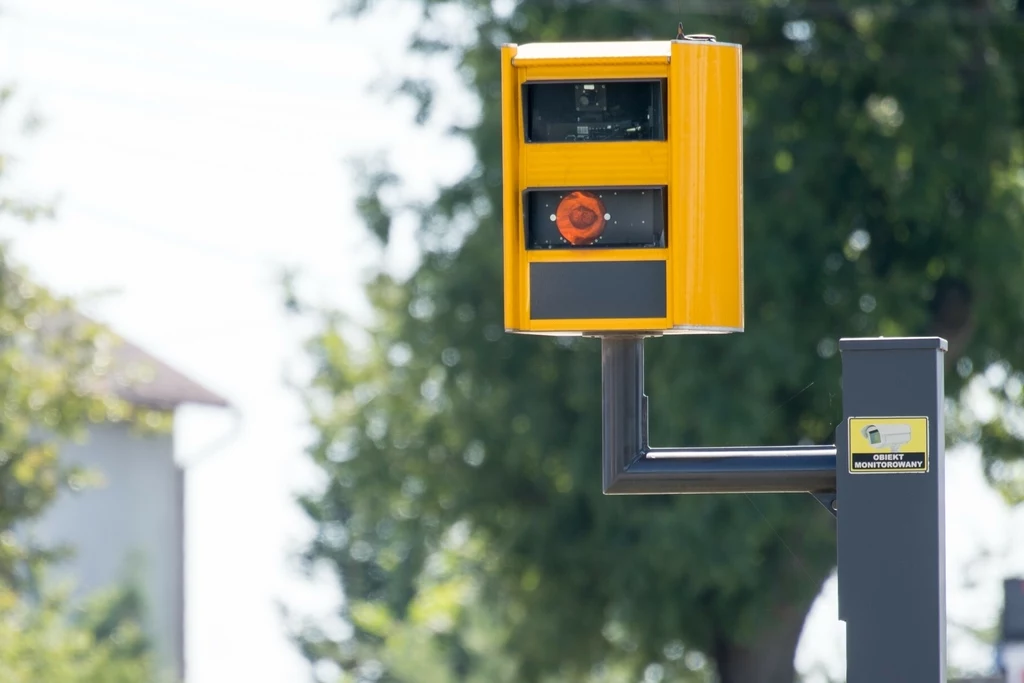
[848,417,929,474]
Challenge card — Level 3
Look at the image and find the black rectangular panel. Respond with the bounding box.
[1004,578,1024,641]
[524,80,666,143]
[530,261,666,320]
[526,187,666,250]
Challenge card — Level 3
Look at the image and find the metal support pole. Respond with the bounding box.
[601,336,838,495]
[601,336,646,491]
[837,337,947,683]
[600,335,948,682]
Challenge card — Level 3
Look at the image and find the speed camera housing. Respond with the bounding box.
[500,39,744,336]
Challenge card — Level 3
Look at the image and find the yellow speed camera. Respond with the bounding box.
[500,38,744,336]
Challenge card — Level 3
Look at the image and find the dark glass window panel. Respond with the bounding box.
[524,80,666,143]
[525,187,667,250]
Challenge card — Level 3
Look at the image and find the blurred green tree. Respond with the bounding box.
[0,85,167,588]
[296,2,1024,682]
[0,583,163,683]
[0,86,164,680]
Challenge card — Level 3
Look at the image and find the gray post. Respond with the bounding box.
[602,336,646,493]
[837,337,947,683]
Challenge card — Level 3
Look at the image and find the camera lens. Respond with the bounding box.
[579,95,589,107]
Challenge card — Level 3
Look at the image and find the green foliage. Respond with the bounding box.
[0,85,165,681]
[298,2,1024,681]
[0,582,163,683]
[0,85,169,589]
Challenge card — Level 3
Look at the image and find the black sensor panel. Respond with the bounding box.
[524,80,666,143]
[525,187,666,250]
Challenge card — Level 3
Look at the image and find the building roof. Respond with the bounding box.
[41,311,230,411]
[105,334,230,411]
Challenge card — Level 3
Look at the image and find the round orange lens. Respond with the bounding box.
[555,191,606,245]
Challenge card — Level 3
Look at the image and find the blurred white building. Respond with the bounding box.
[30,330,229,682]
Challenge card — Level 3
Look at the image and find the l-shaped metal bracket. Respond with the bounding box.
[600,336,838,509]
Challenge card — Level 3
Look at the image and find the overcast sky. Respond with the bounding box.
[1,1,1022,681]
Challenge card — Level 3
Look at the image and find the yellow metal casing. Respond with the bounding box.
[501,39,744,336]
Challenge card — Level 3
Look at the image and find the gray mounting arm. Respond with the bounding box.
[600,336,838,496]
